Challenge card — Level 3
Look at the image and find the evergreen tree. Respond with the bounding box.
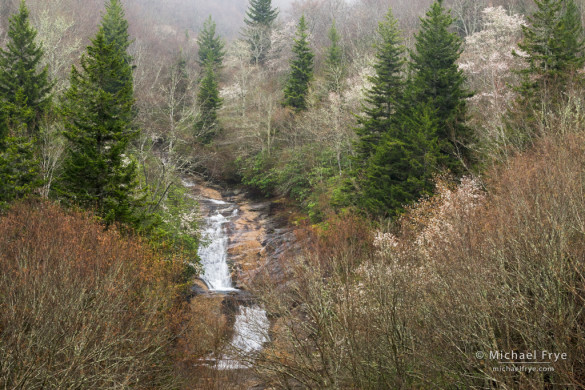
[101,0,132,63]
[516,0,585,96]
[408,0,472,171]
[0,98,40,208]
[324,20,345,93]
[334,8,405,211]
[361,103,440,217]
[244,0,278,27]
[0,0,52,136]
[99,0,134,97]
[195,62,222,144]
[242,0,279,65]
[197,16,225,69]
[58,27,139,226]
[0,135,39,208]
[283,15,314,112]
[353,9,405,164]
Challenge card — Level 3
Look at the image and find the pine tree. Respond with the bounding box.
[244,0,278,27]
[283,15,314,112]
[516,0,585,96]
[324,20,345,93]
[408,0,472,171]
[197,16,225,69]
[353,9,405,164]
[361,103,440,217]
[58,26,139,226]
[0,0,52,136]
[242,0,279,65]
[195,62,222,144]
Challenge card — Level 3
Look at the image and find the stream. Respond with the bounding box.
[191,186,270,370]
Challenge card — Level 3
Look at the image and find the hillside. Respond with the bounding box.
[1,0,585,388]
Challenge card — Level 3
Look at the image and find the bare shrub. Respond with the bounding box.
[0,200,184,389]
[254,132,585,388]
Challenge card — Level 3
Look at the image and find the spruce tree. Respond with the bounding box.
[58,26,138,226]
[0,97,40,208]
[408,0,472,171]
[361,103,440,217]
[0,0,52,136]
[334,8,405,211]
[197,16,225,69]
[324,20,345,93]
[353,9,405,164]
[195,62,222,144]
[242,0,279,65]
[101,0,132,62]
[100,0,134,94]
[244,0,278,27]
[516,0,585,96]
[283,15,314,112]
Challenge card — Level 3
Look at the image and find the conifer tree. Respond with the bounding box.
[244,0,279,27]
[243,0,279,65]
[195,62,222,144]
[334,8,405,211]
[100,0,134,94]
[58,25,138,226]
[361,103,440,217]
[283,15,314,112]
[408,0,472,171]
[101,0,132,63]
[0,0,52,136]
[324,20,345,93]
[516,0,585,96]
[0,97,40,208]
[353,9,405,163]
[197,15,225,69]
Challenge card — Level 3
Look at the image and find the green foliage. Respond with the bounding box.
[361,103,440,217]
[238,153,278,196]
[0,0,52,136]
[137,178,200,257]
[0,96,41,209]
[101,0,133,64]
[197,16,225,69]
[324,20,345,93]
[283,15,314,112]
[239,145,344,221]
[516,0,585,98]
[58,27,139,227]
[244,0,278,27]
[336,8,406,213]
[195,62,222,144]
[353,8,405,164]
[0,136,39,209]
[408,0,473,171]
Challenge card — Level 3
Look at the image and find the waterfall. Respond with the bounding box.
[198,199,237,291]
[194,191,270,370]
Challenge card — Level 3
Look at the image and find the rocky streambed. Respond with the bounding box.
[182,178,298,375]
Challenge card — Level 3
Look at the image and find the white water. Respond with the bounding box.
[196,193,270,369]
[199,202,238,291]
[218,306,270,370]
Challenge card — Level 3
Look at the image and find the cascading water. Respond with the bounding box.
[198,199,237,291]
[191,187,270,370]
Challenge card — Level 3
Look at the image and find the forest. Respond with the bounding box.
[1,0,585,388]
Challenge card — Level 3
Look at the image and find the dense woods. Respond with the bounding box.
[1,0,585,388]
